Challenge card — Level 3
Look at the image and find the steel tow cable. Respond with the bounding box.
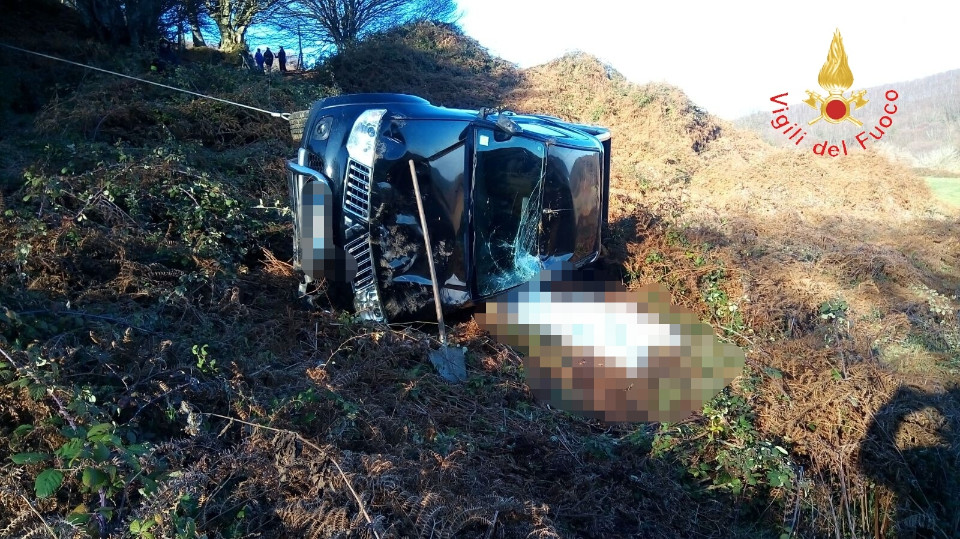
[0,42,292,120]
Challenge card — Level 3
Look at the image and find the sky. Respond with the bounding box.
[455,0,960,120]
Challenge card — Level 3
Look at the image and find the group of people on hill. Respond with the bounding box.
[254,47,287,73]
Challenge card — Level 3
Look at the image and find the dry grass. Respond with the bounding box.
[315,21,521,110]
[1,13,959,539]
[502,50,960,537]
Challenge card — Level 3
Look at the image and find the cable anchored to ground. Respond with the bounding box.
[0,42,292,120]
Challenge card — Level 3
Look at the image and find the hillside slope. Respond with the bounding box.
[316,21,520,109]
[507,54,945,219]
[1,14,959,539]
[503,49,960,538]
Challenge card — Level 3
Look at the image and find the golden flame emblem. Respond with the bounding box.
[804,29,868,126]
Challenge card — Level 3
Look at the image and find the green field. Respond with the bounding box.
[926,176,960,206]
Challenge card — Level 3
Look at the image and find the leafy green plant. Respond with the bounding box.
[645,251,664,264]
[192,343,217,374]
[819,298,848,322]
[129,517,159,539]
[702,266,748,337]
[655,388,799,497]
[4,348,164,535]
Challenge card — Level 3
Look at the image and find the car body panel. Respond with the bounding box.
[287,93,611,322]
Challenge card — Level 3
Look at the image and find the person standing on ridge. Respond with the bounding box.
[263,47,274,73]
[255,48,264,72]
[277,47,287,73]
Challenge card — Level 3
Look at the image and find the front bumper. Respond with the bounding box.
[287,160,357,283]
[286,158,386,322]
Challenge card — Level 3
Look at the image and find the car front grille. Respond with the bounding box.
[345,234,375,290]
[308,152,323,171]
[343,159,372,222]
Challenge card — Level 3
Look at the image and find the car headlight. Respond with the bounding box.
[346,109,386,166]
[314,116,333,140]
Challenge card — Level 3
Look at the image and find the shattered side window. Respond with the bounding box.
[473,129,546,297]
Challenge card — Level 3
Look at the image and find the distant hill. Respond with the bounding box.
[735,69,960,172]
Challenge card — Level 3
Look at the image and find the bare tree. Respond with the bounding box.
[186,0,209,46]
[160,0,214,47]
[284,0,458,53]
[408,0,458,23]
[203,0,284,52]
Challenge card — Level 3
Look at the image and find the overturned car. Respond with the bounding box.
[286,94,611,322]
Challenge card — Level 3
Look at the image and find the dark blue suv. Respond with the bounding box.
[287,93,611,322]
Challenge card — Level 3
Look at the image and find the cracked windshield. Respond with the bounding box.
[472,128,546,296]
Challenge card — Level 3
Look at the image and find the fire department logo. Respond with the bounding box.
[766,28,900,156]
[803,29,868,126]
